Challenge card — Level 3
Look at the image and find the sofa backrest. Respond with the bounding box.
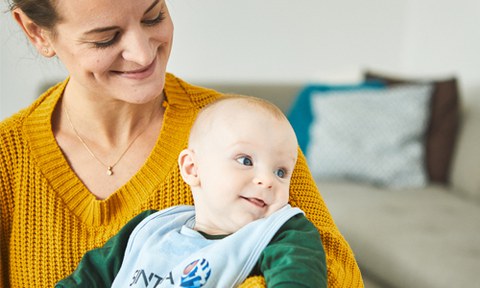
[193,82,302,114]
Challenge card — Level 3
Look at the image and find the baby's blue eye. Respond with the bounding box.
[236,156,253,166]
[275,169,286,178]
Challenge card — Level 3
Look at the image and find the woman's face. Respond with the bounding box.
[47,0,173,104]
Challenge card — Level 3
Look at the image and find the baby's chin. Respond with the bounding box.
[195,204,288,235]
[265,203,289,216]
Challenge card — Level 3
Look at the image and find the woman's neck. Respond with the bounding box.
[60,82,165,147]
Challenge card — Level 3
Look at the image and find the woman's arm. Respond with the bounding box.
[0,153,8,288]
[287,149,364,287]
[0,222,4,288]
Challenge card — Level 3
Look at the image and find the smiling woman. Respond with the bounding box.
[0,0,363,287]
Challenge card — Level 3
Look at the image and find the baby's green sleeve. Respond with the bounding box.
[55,210,157,288]
[255,213,328,287]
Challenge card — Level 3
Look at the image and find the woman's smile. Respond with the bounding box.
[113,57,157,80]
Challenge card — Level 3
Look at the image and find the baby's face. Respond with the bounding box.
[191,101,298,235]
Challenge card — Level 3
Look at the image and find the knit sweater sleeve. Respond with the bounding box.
[286,149,363,287]
[0,164,4,288]
[0,119,15,288]
[0,213,4,288]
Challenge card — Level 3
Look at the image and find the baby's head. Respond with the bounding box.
[178,95,298,235]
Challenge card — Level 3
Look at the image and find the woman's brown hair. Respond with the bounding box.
[8,0,60,30]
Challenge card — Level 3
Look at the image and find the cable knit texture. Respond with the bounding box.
[0,73,363,287]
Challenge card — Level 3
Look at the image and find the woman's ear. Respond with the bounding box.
[11,8,56,58]
[178,149,200,187]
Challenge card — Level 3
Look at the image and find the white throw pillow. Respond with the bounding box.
[307,84,432,188]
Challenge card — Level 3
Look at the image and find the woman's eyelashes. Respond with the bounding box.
[142,10,166,26]
[91,10,165,49]
[91,32,120,49]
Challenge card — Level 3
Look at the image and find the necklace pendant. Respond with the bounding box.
[107,166,113,176]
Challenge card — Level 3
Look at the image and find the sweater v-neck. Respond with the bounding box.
[23,73,196,226]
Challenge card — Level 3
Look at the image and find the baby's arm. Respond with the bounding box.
[55,210,156,288]
[255,213,327,287]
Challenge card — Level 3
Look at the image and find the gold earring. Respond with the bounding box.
[43,47,49,54]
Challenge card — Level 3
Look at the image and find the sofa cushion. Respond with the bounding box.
[307,84,432,188]
[320,180,480,288]
[287,82,385,153]
[364,71,460,184]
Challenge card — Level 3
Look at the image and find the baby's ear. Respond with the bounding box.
[178,149,200,186]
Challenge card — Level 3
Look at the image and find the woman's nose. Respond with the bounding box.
[121,29,153,66]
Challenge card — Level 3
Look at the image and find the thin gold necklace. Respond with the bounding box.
[63,103,150,176]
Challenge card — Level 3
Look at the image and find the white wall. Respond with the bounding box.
[1,0,479,120]
[402,0,480,101]
[1,0,67,120]
[167,0,408,82]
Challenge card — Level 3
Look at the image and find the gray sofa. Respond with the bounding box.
[200,77,480,288]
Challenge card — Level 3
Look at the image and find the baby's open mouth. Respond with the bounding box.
[241,197,266,208]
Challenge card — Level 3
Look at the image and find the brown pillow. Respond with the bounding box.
[364,71,460,184]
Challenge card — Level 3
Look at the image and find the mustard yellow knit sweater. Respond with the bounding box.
[0,73,363,288]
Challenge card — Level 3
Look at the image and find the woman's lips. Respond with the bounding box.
[114,58,156,80]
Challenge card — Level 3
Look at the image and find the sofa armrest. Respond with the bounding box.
[450,106,480,201]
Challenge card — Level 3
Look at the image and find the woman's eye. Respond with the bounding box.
[92,32,119,49]
[236,156,253,166]
[142,11,165,26]
[275,169,287,178]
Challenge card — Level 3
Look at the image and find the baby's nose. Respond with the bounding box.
[253,173,273,189]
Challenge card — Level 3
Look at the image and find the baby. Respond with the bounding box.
[56,96,327,288]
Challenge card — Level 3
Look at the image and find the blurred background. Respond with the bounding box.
[1,0,479,120]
